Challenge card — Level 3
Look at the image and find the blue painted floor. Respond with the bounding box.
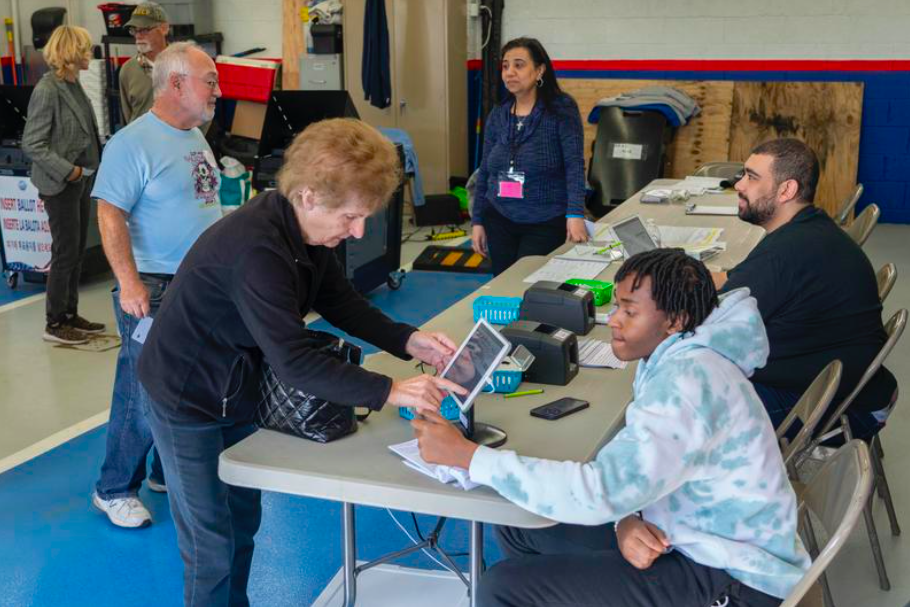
[0,270,498,606]
[0,272,45,306]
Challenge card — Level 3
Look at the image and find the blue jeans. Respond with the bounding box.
[144,397,261,607]
[95,274,169,499]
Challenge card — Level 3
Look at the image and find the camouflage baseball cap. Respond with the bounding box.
[125,2,169,28]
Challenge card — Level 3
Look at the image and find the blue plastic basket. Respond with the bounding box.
[472,296,522,325]
[399,395,462,421]
[491,367,522,393]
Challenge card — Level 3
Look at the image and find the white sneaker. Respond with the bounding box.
[147,479,167,493]
[92,492,152,528]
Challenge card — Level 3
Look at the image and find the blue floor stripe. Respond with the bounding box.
[0,269,500,606]
[0,274,45,306]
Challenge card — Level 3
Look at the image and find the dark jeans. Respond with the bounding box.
[145,397,261,607]
[478,523,782,607]
[42,177,93,324]
[483,205,567,276]
[752,381,885,443]
[95,274,169,498]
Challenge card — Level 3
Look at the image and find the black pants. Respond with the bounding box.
[483,205,566,276]
[42,177,93,324]
[477,523,783,607]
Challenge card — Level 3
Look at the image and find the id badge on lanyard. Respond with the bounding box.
[498,168,525,199]
[498,105,527,199]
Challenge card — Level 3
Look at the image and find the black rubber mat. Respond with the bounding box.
[412,245,492,274]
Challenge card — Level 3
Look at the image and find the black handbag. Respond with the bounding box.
[256,330,370,443]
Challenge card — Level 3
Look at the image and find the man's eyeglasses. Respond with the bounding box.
[128,26,159,36]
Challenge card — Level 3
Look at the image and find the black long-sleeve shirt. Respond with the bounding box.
[138,191,417,422]
[722,206,895,411]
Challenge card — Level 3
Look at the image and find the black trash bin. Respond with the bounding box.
[586,107,674,218]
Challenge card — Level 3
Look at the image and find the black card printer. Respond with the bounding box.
[519,280,596,336]
[500,320,579,386]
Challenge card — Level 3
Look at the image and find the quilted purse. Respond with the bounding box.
[256,330,370,443]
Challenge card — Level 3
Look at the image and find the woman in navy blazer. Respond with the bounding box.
[22,25,104,344]
[471,37,588,276]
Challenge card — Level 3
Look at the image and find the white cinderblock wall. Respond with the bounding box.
[0,0,283,59]
[494,0,910,60]
[3,1,909,63]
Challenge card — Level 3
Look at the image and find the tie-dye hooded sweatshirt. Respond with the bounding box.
[469,288,810,599]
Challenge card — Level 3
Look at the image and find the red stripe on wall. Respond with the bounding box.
[467,58,910,72]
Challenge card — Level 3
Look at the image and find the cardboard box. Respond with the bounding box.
[231,100,267,140]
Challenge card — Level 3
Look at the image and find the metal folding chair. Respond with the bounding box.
[777,360,842,475]
[693,161,744,181]
[782,441,874,607]
[844,203,880,247]
[876,263,897,304]
[809,309,907,591]
[836,184,864,226]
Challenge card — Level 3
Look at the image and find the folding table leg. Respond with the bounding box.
[470,521,484,607]
[343,503,357,607]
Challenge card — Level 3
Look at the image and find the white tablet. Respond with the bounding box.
[612,214,659,258]
[439,318,512,413]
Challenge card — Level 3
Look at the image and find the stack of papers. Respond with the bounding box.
[578,338,627,369]
[389,439,479,491]
[658,225,727,260]
[523,258,610,284]
[675,176,726,195]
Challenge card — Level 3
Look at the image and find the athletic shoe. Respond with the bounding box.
[43,323,89,345]
[67,314,106,334]
[92,492,152,528]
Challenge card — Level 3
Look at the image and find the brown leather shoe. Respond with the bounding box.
[43,323,89,345]
[67,314,105,334]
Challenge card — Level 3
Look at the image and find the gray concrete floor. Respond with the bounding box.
[0,221,907,605]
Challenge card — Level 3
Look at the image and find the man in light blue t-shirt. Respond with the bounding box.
[90,41,222,529]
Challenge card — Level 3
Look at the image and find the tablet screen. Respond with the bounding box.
[613,215,658,257]
[440,318,511,413]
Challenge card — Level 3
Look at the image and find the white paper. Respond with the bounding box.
[523,258,611,284]
[685,205,739,216]
[556,244,618,264]
[657,226,724,248]
[584,219,598,240]
[678,176,725,193]
[612,143,643,160]
[389,439,479,491]
[577,338,627,369]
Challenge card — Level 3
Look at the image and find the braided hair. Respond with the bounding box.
[614,249,718,334]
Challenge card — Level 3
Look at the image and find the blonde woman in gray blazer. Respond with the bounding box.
[22,25,105,344]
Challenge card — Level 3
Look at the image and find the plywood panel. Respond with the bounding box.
[728,81,864,219]
[282,0,307,90]
[560,79,735,179]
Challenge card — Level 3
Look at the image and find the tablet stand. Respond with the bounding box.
[460,407,507,449]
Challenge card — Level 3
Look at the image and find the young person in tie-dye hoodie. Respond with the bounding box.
[414,249,810,607]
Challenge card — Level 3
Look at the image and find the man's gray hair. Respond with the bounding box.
[151,40,202,97]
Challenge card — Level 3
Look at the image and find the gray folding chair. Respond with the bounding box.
[836,183,864,226]
[876,263,897,303]
[693,161,744,181]
[777,360,842,474]
[811,308,907,591]
[844,203,880,247]
[782,440,873,607]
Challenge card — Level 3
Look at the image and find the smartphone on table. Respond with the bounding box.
[530,397,590,420]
